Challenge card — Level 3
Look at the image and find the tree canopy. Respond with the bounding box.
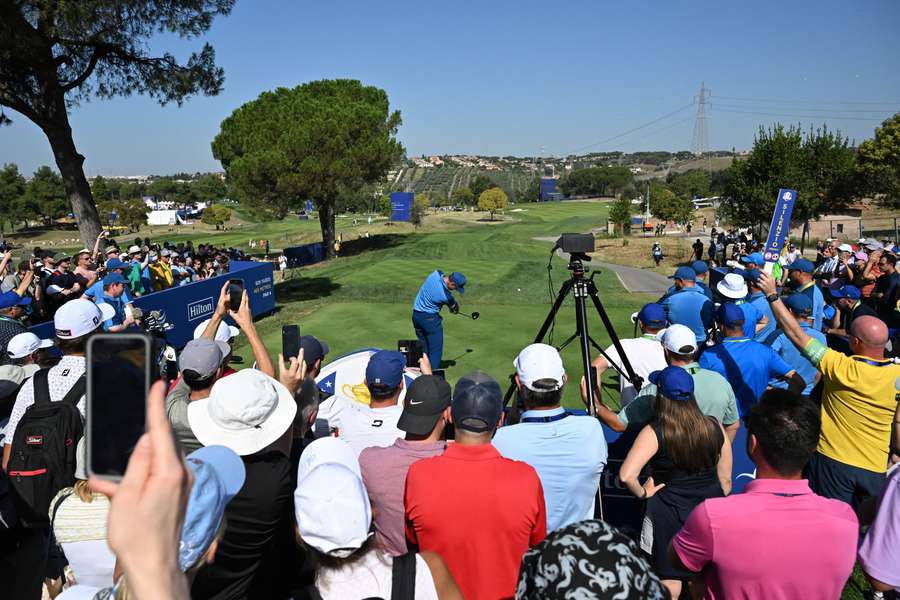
[0,0,234,248]
[477,187,508,220]
[608,195,632,236]
[469,174,498,200]
[0,164,29,233]
[212,79,403,258]
[559,166,633,197]
[28,166,67,226]
[451,186,474,206]
[856,112,900,210]
[200,204,232,229]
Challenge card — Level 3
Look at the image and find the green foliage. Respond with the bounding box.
[0,163,29,232]
[608,195,632,236]
[192,173,228,203]
[469,174,497,200]
[28,166,67,225]
[856,112,900,210]
[451,186,474,206]
[379,194,392,217]
[650,186,694,223]
[666,169,710,199]
[201,204,232,229]
[91,176,112,203]
[477,187,508,220]
[411,193,429,227]
[559,166,633,197]
[212,79,403,258]
[522,176,541,202]
[720,124,856,229]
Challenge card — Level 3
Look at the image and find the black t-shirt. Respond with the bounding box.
[875,271,900,323]
[191,450,294,600]
[842,301,879,332]
[0,316,26,367]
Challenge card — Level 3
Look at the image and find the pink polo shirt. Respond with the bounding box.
[672,478,857,599]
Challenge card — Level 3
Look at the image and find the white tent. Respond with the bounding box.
[147,210,179,226]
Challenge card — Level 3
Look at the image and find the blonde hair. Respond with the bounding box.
[73,480,102,503]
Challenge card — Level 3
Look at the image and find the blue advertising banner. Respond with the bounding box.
[390,192,413,222]
[763,188,797,264]
[30,260,275,349]
[283,242,325,268]
[539,177,558,201]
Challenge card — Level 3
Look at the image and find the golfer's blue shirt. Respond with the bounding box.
[413,270,456,314]
[96,293,126,331]
[659,287,714,343]
[492,407,607,533]
[748,291,776,342]
[84,280,131,304]
[699,336,793,417]
[768,323,826,396]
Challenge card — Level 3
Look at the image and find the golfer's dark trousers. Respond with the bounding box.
[412,310,443,368]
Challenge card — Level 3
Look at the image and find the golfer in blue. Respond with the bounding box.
[412,270,466,368]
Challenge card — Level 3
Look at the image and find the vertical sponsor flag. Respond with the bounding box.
[762,188,797,271]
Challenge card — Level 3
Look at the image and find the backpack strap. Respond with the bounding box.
[50,489,74,531]
[391,552,417,600]
[32,368,51,406]
[61,374,86,406]
[761,328,783,348]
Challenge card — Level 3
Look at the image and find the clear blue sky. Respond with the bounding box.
[2,0,899,176]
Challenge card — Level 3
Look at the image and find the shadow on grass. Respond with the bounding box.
[339,234,408,257]
[276,276,342,303]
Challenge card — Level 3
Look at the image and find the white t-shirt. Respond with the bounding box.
[317,551,438,600]
[316,395,403,456]
[601,336,666,405]
[278,255,287,270]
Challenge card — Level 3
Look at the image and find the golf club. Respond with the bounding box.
[458,310,480,320]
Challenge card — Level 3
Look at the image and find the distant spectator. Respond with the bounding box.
[658,266,714,343]
[73,249,98,287]
[766,293,826,396]
[95,273,134,332]
[517,520,667,600]
[691,259,713,299]
[126,245,148,296]
[359,373,449,556]
[594,324,740,440]
[5,332,53,377]
[859,465,900,593]
[786,258,825,330]
[45,253,85,311]
[873,252,899,325]
[0,288,33,366]
[671,390,858,599]
[716,272,764,338]
[494,343,607,533]
[188,369,297,600]
[827,284,878,339]
[405,372,546,600]
[592,303,667,405]
[82,258,131,304]
[317,350,406,455]
[619,366,731,599]
[149,248,175,291]
[760,271,900,506]
[744,269,776,342]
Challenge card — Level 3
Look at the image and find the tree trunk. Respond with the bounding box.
[318,200,336,259]
[800,220,809,254]
[42,116,103,251]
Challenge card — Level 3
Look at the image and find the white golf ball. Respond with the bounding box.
[517,288,522,292]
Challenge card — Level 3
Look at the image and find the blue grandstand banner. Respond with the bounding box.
[390,192,413,222]
[763,188,797,263]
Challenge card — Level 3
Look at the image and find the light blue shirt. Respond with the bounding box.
[412,270,457,314]
[748,291,776,342]
[768,323,826,395]
[735,299,760,339]
[797,281,825,330]
[492,407,607,533]
[659,287,714,342]
[84,280,131,304]
[96,293,126,331]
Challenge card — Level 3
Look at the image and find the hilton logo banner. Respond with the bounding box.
[763,188,798,266]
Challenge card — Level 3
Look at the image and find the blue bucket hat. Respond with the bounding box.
[831,284,861,300]
[365,350,405,389]
[670,266,696,281]
[648,366,694,402]
[691,260,709,275]
[181,446,246,571]
[717,302,746,327]
[787,258,814,274]
[783,293,812,316]
[637,303,667,328]
[449,272,466,294]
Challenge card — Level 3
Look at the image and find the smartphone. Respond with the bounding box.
[87,333,151,481]
[432,369,446,380]
[397,339,424,368]
[228,279,244,311]
[282,324,301,360]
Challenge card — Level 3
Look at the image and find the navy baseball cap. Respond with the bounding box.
[105,258,128,271]
[740,252,765,267]
[299,335,329,363]
[717,302,746,327]
[670,266,696,281]
[648,366,694,402]
[452,371,502,433]
[102,272,126,286]
[365,350,405,389]
[831,284,861,300]
[449,272,466,294]
[783,293,812,316]
[637,303,667,328]
[691,260,709,275]
[787,258,814,273]
[743,269,762,284]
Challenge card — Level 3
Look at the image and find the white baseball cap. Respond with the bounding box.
[127,245,141,254]
[187,369,297,456]
[660,324,698,355]
[294,438,371,557]
[7,332,53,359]
[513,343,566,391]
[193,319,240,342]
[54,299,116,339]
[838,243,853,253]
[716,273,748,299]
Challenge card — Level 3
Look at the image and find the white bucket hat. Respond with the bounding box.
[187,369,297,456]
[716,273,748,300]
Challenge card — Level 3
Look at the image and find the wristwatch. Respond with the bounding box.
[766,293,779,303]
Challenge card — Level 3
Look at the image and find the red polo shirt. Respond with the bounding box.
[404,443,546,600]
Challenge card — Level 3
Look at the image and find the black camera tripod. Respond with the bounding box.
[505,252,644,423]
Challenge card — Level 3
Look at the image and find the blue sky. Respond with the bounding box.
[2,0,899,175]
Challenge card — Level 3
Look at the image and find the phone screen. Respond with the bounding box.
[87,334,150,480]
[282,324,300,360]
[397,339,424,368]
[228,279,244,311]
[431,369,446,380]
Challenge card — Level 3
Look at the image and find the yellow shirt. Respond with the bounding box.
[804,338,900,473]
[148,261,174,291]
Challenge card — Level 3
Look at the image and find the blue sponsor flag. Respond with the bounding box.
[763,188,797,264]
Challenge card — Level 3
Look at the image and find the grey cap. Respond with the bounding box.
[179,338,230,379]
[160,249,171,257]
[451,371,503,433]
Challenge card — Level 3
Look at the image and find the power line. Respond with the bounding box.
[713,103,893,114]
[710,107,889,122]
[624,116,694,146]
[566,101,695,155]
[712,95,900,106]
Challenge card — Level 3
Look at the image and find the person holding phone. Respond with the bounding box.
[411,270,466,369]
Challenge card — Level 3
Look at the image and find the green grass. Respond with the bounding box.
[226,200,648,408]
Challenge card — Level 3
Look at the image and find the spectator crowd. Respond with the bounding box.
[0,228,897,600]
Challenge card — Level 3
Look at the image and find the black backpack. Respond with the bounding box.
[7,368,85,527]
[293,551,417,600]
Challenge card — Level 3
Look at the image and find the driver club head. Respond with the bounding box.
[470,311,480,320]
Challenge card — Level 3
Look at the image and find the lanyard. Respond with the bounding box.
[852,356,894,368]
[521,411,570,423]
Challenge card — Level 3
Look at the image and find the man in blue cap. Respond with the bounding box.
[412,270,466,368]
[95,272,134,332]
[765,294,827,396]
[787,258,825,330]
[827,284,878,338]
[660,260,713,302]
[700,303,804,416]
[740,252,765,272]
[659,266,715,344]
[83,257,132,303]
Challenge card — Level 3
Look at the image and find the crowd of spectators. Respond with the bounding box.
[0,228,898,599]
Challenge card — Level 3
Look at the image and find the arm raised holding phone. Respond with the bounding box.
[203,281,275,377]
